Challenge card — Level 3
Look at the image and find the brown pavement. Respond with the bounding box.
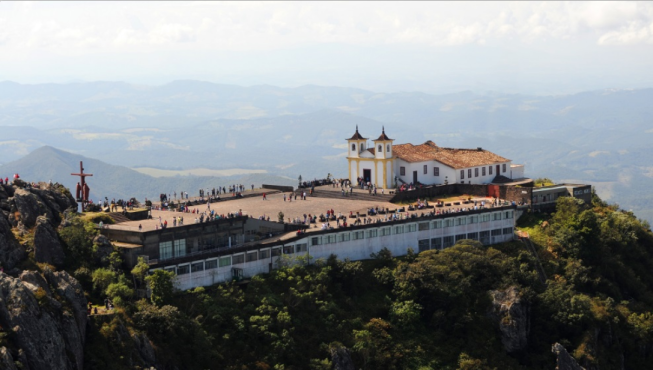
[106,190,397,232]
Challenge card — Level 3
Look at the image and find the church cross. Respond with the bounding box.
[71,161,93,211]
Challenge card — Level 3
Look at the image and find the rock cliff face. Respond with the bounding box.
[34,216,66,267]
[3,184,76,229]
[488,286,530,353]
[0,270,87,370]
[0,183,84,370]
[330,345,355,370]
[552,343,586,370]
[0,183,76,270]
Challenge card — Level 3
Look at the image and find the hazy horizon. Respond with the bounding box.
[1,1,652,95]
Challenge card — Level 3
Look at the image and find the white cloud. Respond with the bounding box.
[2,1,653,52]
[149,23,195,44]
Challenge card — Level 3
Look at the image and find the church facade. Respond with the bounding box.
[347,127,524,188]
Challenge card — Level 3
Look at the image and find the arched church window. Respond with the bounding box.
[352,143,356,151]
[361,143,365,151]
[387,144,391,152]
[378,145,383,152]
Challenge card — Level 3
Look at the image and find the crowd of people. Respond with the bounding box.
[397,182,422,192]
[153,207,246,230]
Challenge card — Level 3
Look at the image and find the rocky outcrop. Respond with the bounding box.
[330,345,355,370]
[0,210,25,271]
[132,332,157,367]
[7,185,76,229]
[33,216,66,268]
[488,286,530,353]
[0,183,76,270]
[0,270,87,370]
[552,343,585,370]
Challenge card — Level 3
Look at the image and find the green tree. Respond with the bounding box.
[108,251,123,271]
[389,300,422,330]
[146,269,175,306]
[92,268,117,294]
[131,256,150,288]
[106,274,134,302]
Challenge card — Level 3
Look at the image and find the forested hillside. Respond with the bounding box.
[1,179,652,369]
[83,195,653,370]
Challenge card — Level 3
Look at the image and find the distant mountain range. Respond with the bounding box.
[0,146,294,202]
[0,80,652,224]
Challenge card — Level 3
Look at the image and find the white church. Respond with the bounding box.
[346,127,525,189]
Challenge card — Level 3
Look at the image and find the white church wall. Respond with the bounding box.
[350,160,358,183]
[510,164,525,179]
[395,159,513,185]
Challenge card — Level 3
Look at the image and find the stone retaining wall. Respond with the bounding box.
[263,184,294,193]
[390,184,531,205]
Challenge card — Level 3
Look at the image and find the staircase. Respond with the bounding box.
[107,212,131,224]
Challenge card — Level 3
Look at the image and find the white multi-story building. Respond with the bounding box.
[346,127,525,188]
[155,206,519,291]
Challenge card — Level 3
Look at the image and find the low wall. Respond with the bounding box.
[262,184,294,193]
[501,186,532,204]
[125,209,149,221]
[390,184,486,203]
[390,184,531,205]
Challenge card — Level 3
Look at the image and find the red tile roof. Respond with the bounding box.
[347,126,367,140]
[374,127,392,141]
[392,141,510,169]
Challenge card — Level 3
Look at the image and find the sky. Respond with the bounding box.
[1,1,652,94]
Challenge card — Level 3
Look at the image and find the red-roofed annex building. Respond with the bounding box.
[346,127,525,188]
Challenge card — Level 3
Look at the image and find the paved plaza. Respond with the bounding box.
[105,185,499,233]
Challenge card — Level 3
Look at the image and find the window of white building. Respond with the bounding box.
[232,254,245,264]
[159,241,173,260]
[174,239,186,258]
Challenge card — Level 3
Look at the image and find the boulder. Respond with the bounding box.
[0,272,87,370]
[33,216,66,268]
[552,343,585,370]
[488,286,530,353]
[0,212,26,270]
[9,189,54,228]
[330,345,355,370]
[19,270,52,296]
[7,186,77,230]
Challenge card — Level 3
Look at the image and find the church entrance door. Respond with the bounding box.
[363,169,371,183]
[413,171,418,184]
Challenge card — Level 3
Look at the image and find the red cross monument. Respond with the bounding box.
[71,161,93,212]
